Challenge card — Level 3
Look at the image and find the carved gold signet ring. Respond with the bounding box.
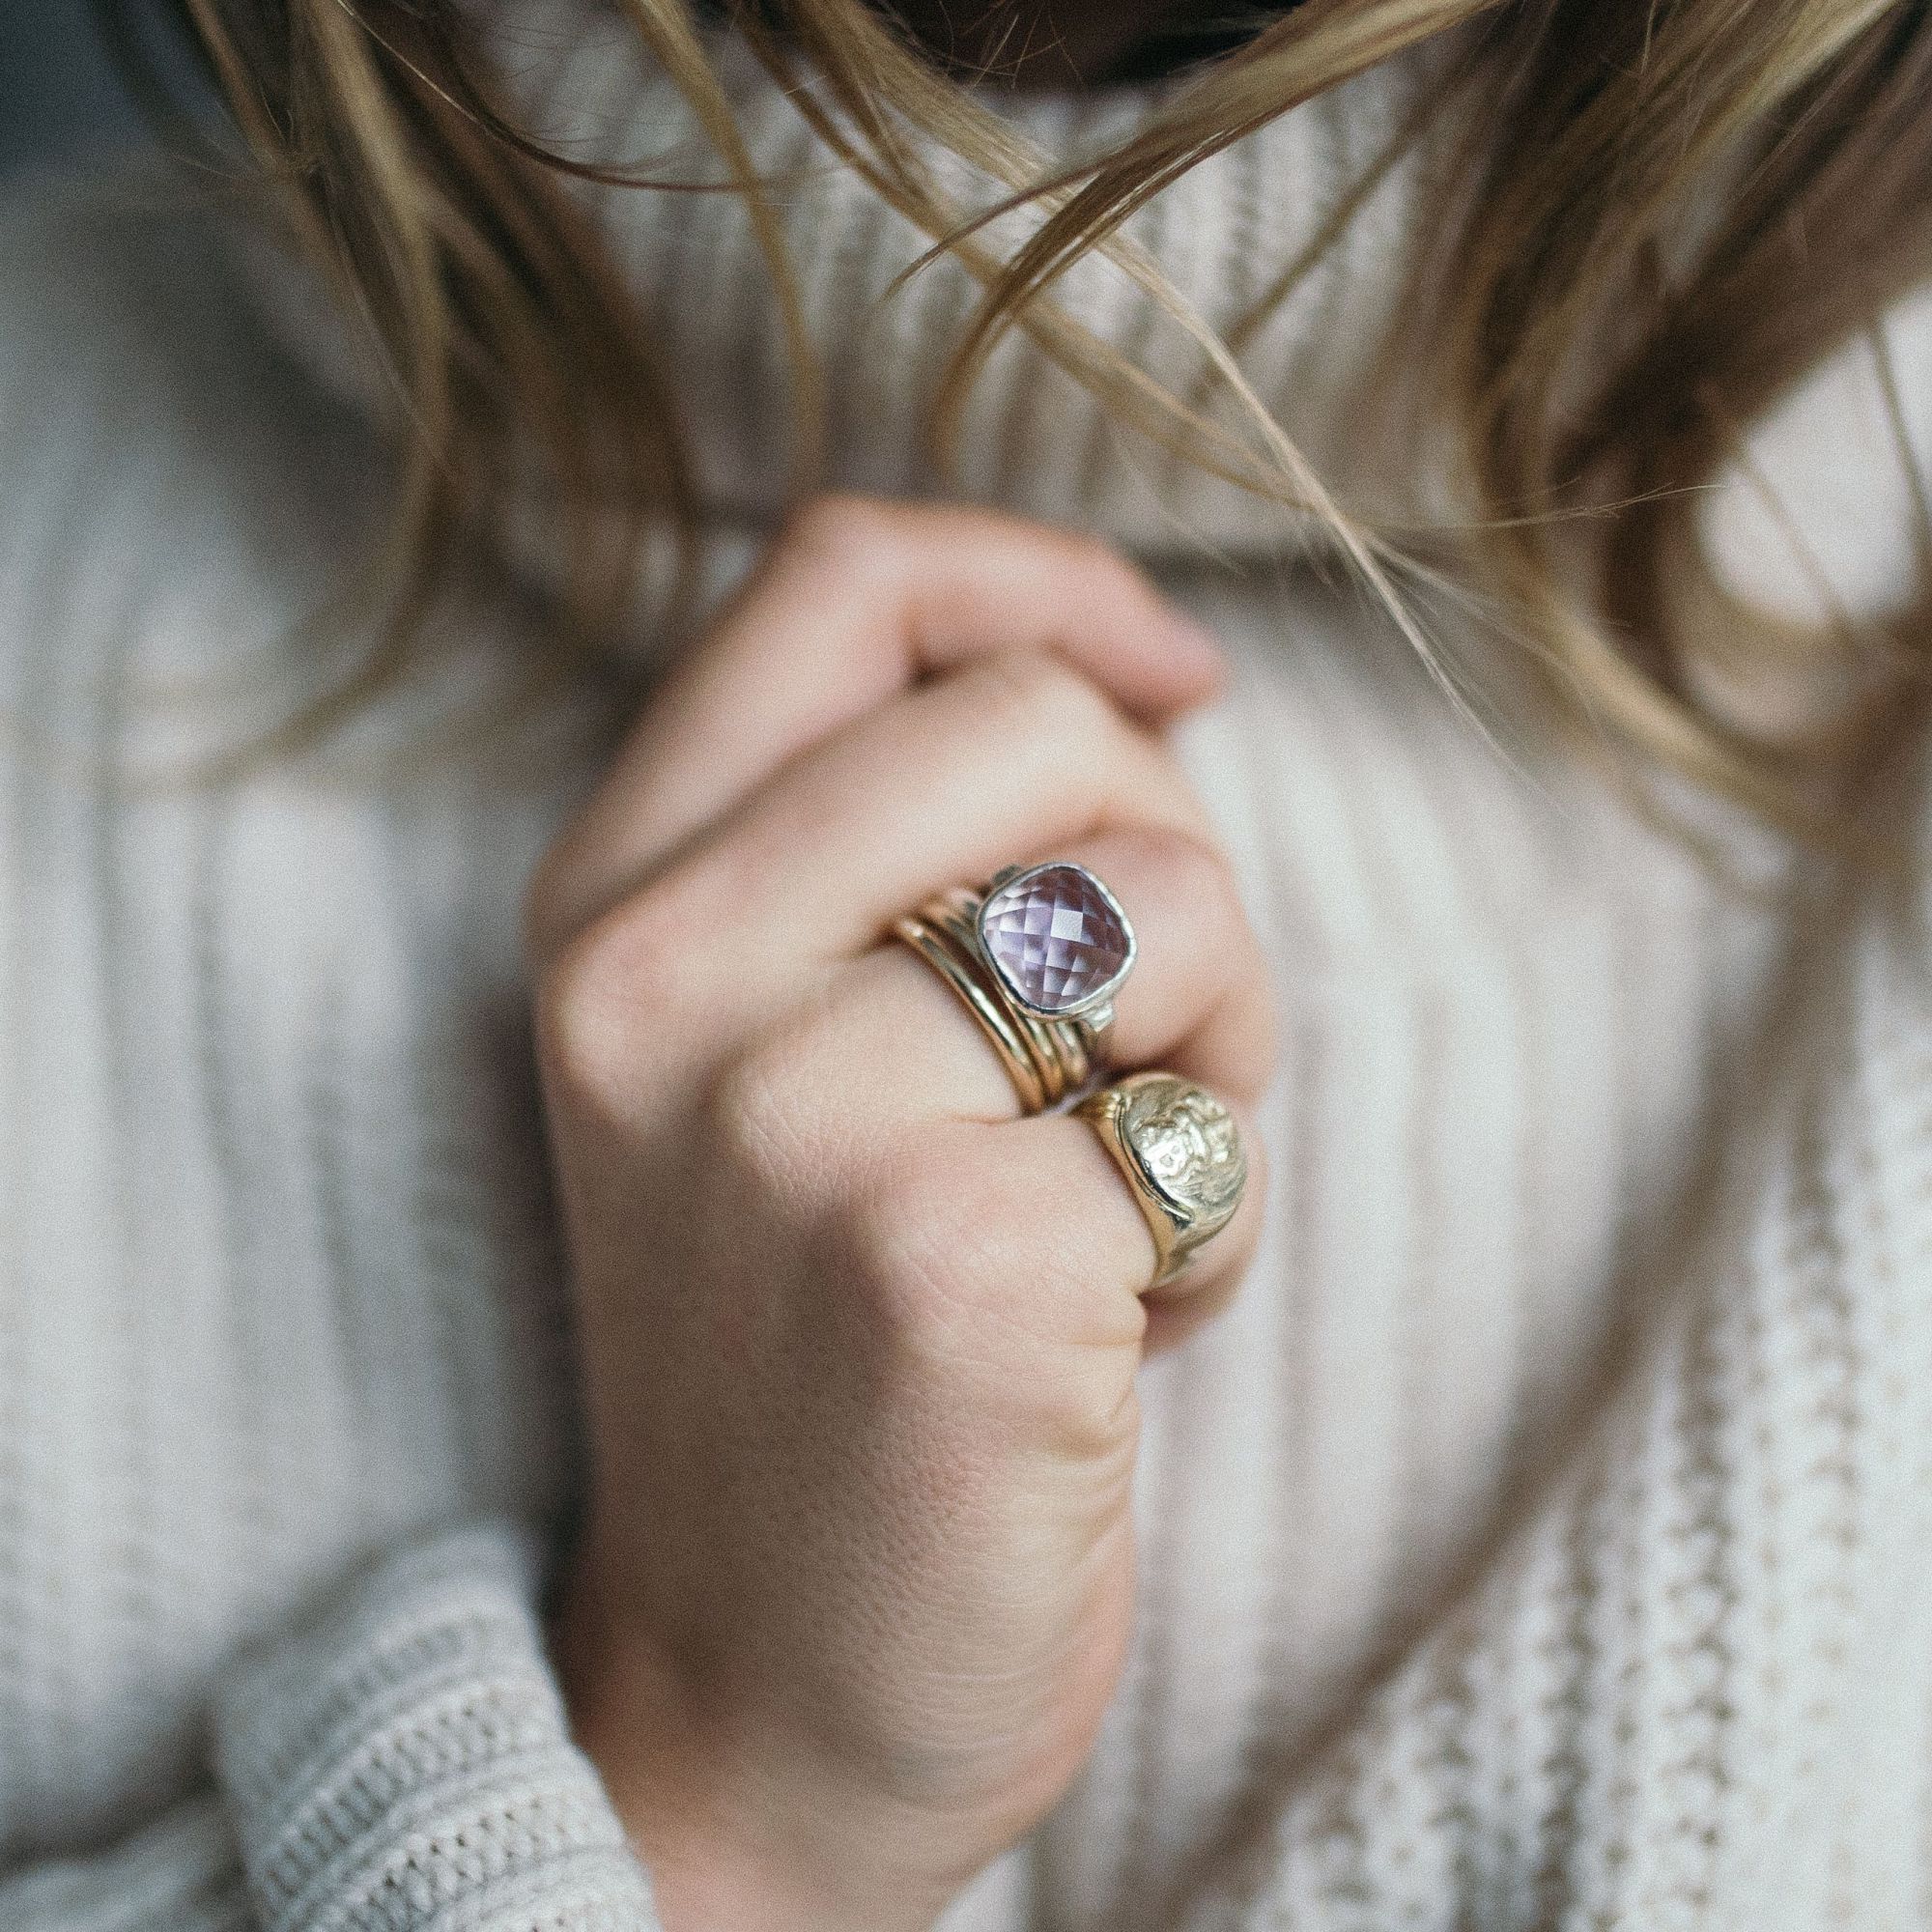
[1076,1071,1247,1289]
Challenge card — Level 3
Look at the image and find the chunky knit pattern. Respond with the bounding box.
[4,14,1932,1929]
[0,1527,652,1931]
[217,1528,652,1932]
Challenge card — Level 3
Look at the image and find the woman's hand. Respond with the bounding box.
[526,497,1276,1932]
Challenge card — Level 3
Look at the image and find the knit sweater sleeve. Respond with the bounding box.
[0,1524,659,1932]
[1165,770,1932,1926]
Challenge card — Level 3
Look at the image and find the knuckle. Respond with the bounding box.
[533,932,634,1120]
[777,492,901,579]
[703,1012,843,1201]
[1179,839,1265,986]
[521,839,585,968]
[829,1141,1148,1456]
[832,1143,1007,1345]
[971,646,1116,747]
[1206,888,1280,1084]
[1145,823,1242,926]
[532,890,698,1116]
[1091,822,1246,959]
[1128,828,1278,1074]
[1043,524,1148,600]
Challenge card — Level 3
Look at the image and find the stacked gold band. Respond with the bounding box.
[894,888,1098,1112]
[895,861,1247,1293]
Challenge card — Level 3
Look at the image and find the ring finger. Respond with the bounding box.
[877,1103,1266,1373]
[831,821,1277,1126]
[1007,1100,1267,1351]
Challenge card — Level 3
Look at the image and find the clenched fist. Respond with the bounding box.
[526,497,1276,1932]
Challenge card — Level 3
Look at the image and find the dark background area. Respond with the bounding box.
[1,0,173,181]
[0,0,1300,181]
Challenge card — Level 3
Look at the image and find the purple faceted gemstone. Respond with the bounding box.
[978,863,1133,1015]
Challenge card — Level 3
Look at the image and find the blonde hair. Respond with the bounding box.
[117,0,1932,821]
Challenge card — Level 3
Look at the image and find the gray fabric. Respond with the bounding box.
[0,1527,656,1930]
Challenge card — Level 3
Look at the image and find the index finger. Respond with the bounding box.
[530,497,1222,952]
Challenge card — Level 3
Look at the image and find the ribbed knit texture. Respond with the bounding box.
[4,15,1932,1929]
[216,1526,652,1932]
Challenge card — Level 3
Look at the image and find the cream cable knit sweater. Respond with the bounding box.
[5,17,1932,1931]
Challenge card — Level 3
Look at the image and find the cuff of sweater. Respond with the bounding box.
[212,1520,656,1932]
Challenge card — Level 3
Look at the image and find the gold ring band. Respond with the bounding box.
[894,911,1051,1113]
[893,860,1135,1117]
[1076,1071,1247,1289]
[928,893,1095,1097]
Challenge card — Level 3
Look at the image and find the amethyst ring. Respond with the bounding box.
[976,861,1136,1040]
[893,860,1135,1113]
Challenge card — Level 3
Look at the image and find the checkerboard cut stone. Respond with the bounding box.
[978,864,1132,1014]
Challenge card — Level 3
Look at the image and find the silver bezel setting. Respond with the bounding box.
[976,860,1137,1022]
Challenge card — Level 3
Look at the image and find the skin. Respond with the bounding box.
[528,497,1278,1930]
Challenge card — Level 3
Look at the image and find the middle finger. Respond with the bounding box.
[848,828,1277,1125]
[648,647,1215,1016]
